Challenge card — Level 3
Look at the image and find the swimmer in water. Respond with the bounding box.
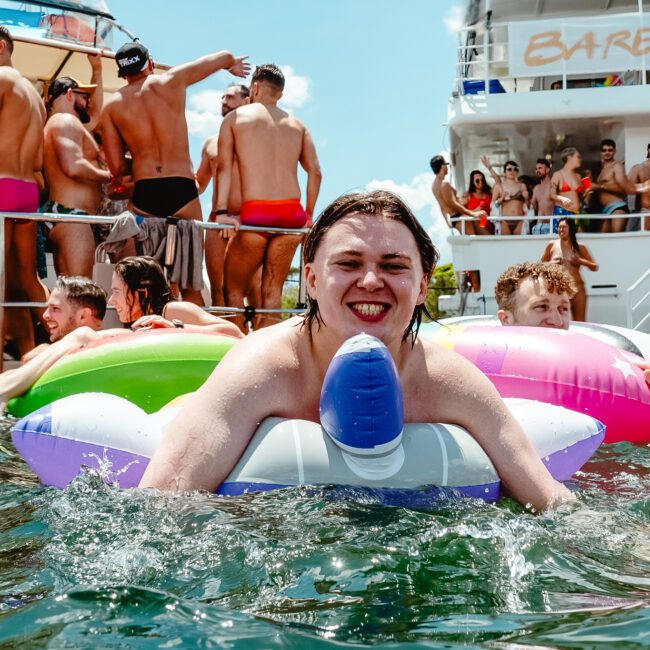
[140,190,572,512]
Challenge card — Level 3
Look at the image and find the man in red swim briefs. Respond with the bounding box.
[216,64,322,330]
[0,26,49,357]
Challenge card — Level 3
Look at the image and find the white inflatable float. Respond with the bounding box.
[11,335,605,505]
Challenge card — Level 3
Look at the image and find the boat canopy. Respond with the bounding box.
[0,0,169,95]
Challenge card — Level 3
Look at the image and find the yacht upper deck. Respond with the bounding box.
[450,0,650,127]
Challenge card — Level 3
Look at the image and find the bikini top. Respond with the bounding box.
[559,175,586,194]
[502,188,524,202]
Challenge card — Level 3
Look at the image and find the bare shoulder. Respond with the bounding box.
[47,112,81,133]
[212,320,302,385]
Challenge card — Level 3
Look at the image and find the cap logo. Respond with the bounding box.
[119,55,141,66]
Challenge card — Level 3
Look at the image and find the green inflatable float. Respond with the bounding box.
[6,329,237,418]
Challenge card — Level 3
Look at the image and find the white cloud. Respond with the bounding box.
[279,65,311,110]
[185,67,311,139]
[186,89,224,140]
[364,171,453,264]
[443,4,464,35]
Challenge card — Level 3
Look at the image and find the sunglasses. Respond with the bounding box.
[601,147,615,153]
[505,166,519,172]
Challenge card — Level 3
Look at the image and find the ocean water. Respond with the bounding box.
[1,416,649,649]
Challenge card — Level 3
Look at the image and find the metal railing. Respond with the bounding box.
[454,16,648,96]
[626,269,650,331]
[0,211,311,369]
[449,212,650,235]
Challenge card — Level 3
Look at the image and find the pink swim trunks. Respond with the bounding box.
[0,178,39,223]
[240,199,307,238]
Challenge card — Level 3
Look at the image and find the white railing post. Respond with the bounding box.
[626,268,650,330]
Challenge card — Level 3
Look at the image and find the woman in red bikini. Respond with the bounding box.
[549,148,588,231]
[461,170,493,235]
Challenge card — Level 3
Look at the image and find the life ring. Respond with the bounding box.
[11,334,604,505]
[423,316,650,359]
[6,329,237,418]
[423,324,650,444]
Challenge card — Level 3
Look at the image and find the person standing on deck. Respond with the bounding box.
[215,64,322,331]
[592,139,648,233]
[431,155,486,232]
[100,42,250,304]
[628,143,650,232]
[43,56,111,278]
[195,84,260,307]
[0,26,48,357]
[531,159,554,220]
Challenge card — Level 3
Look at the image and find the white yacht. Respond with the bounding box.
[0,0,169,94]
[441,0,650,332]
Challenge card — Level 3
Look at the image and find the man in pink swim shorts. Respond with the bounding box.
[0,26,48,356]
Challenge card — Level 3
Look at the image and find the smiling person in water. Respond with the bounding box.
[140,190,571,511]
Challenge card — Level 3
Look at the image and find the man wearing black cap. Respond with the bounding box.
[43,55,110,277]
[101,41,249,302]
[430,154,486,234]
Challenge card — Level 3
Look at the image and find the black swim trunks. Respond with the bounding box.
[132,177,199,217]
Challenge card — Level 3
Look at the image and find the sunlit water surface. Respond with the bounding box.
[1,415,650,649]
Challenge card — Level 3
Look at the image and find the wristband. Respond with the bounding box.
[214,209,228,216]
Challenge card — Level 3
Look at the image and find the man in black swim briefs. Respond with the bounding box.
[101,42,250,222]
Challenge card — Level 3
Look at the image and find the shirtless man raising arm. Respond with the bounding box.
[140,190,571,512]
[43,55,111,277]
[0,26,48,356]
[195,84,251,306]
[430,155,486,233]
[216,64,322,330]
[101,42,250,302]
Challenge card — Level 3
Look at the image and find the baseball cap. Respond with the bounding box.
[47,76,97,104]
[115,41,150,78]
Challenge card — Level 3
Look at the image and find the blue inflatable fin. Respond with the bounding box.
[320,334,404,454]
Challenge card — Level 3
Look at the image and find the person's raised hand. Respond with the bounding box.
[229,56,251,78]
[87,52,102,72]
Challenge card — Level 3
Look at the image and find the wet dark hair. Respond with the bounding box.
[0,26,13,54]
[557,217,580,253]
[251,64,284,91]
[302,190,438,345]
[600,138,616,150]
[469,169,491,195]
[113,256,172,322]
[536,158,551,168]
[430,155,447,174]
[55,276,107,320]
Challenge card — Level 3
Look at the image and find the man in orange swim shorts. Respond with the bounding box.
[215,64,322,330]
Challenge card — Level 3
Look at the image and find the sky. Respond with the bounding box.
[108,0,465,262]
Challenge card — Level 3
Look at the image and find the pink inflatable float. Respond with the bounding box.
[429,325,650,444]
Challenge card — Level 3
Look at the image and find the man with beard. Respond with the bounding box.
[592,139,648,233]
[43,56,110,277]
[195,84,256,306]
[531,159,553,218]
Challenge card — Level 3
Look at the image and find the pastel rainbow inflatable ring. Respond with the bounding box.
[6,329,237,418]
[11,334,604,506]
[423,324,650,444]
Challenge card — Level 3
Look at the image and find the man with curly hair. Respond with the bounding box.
[495,262,576,329]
